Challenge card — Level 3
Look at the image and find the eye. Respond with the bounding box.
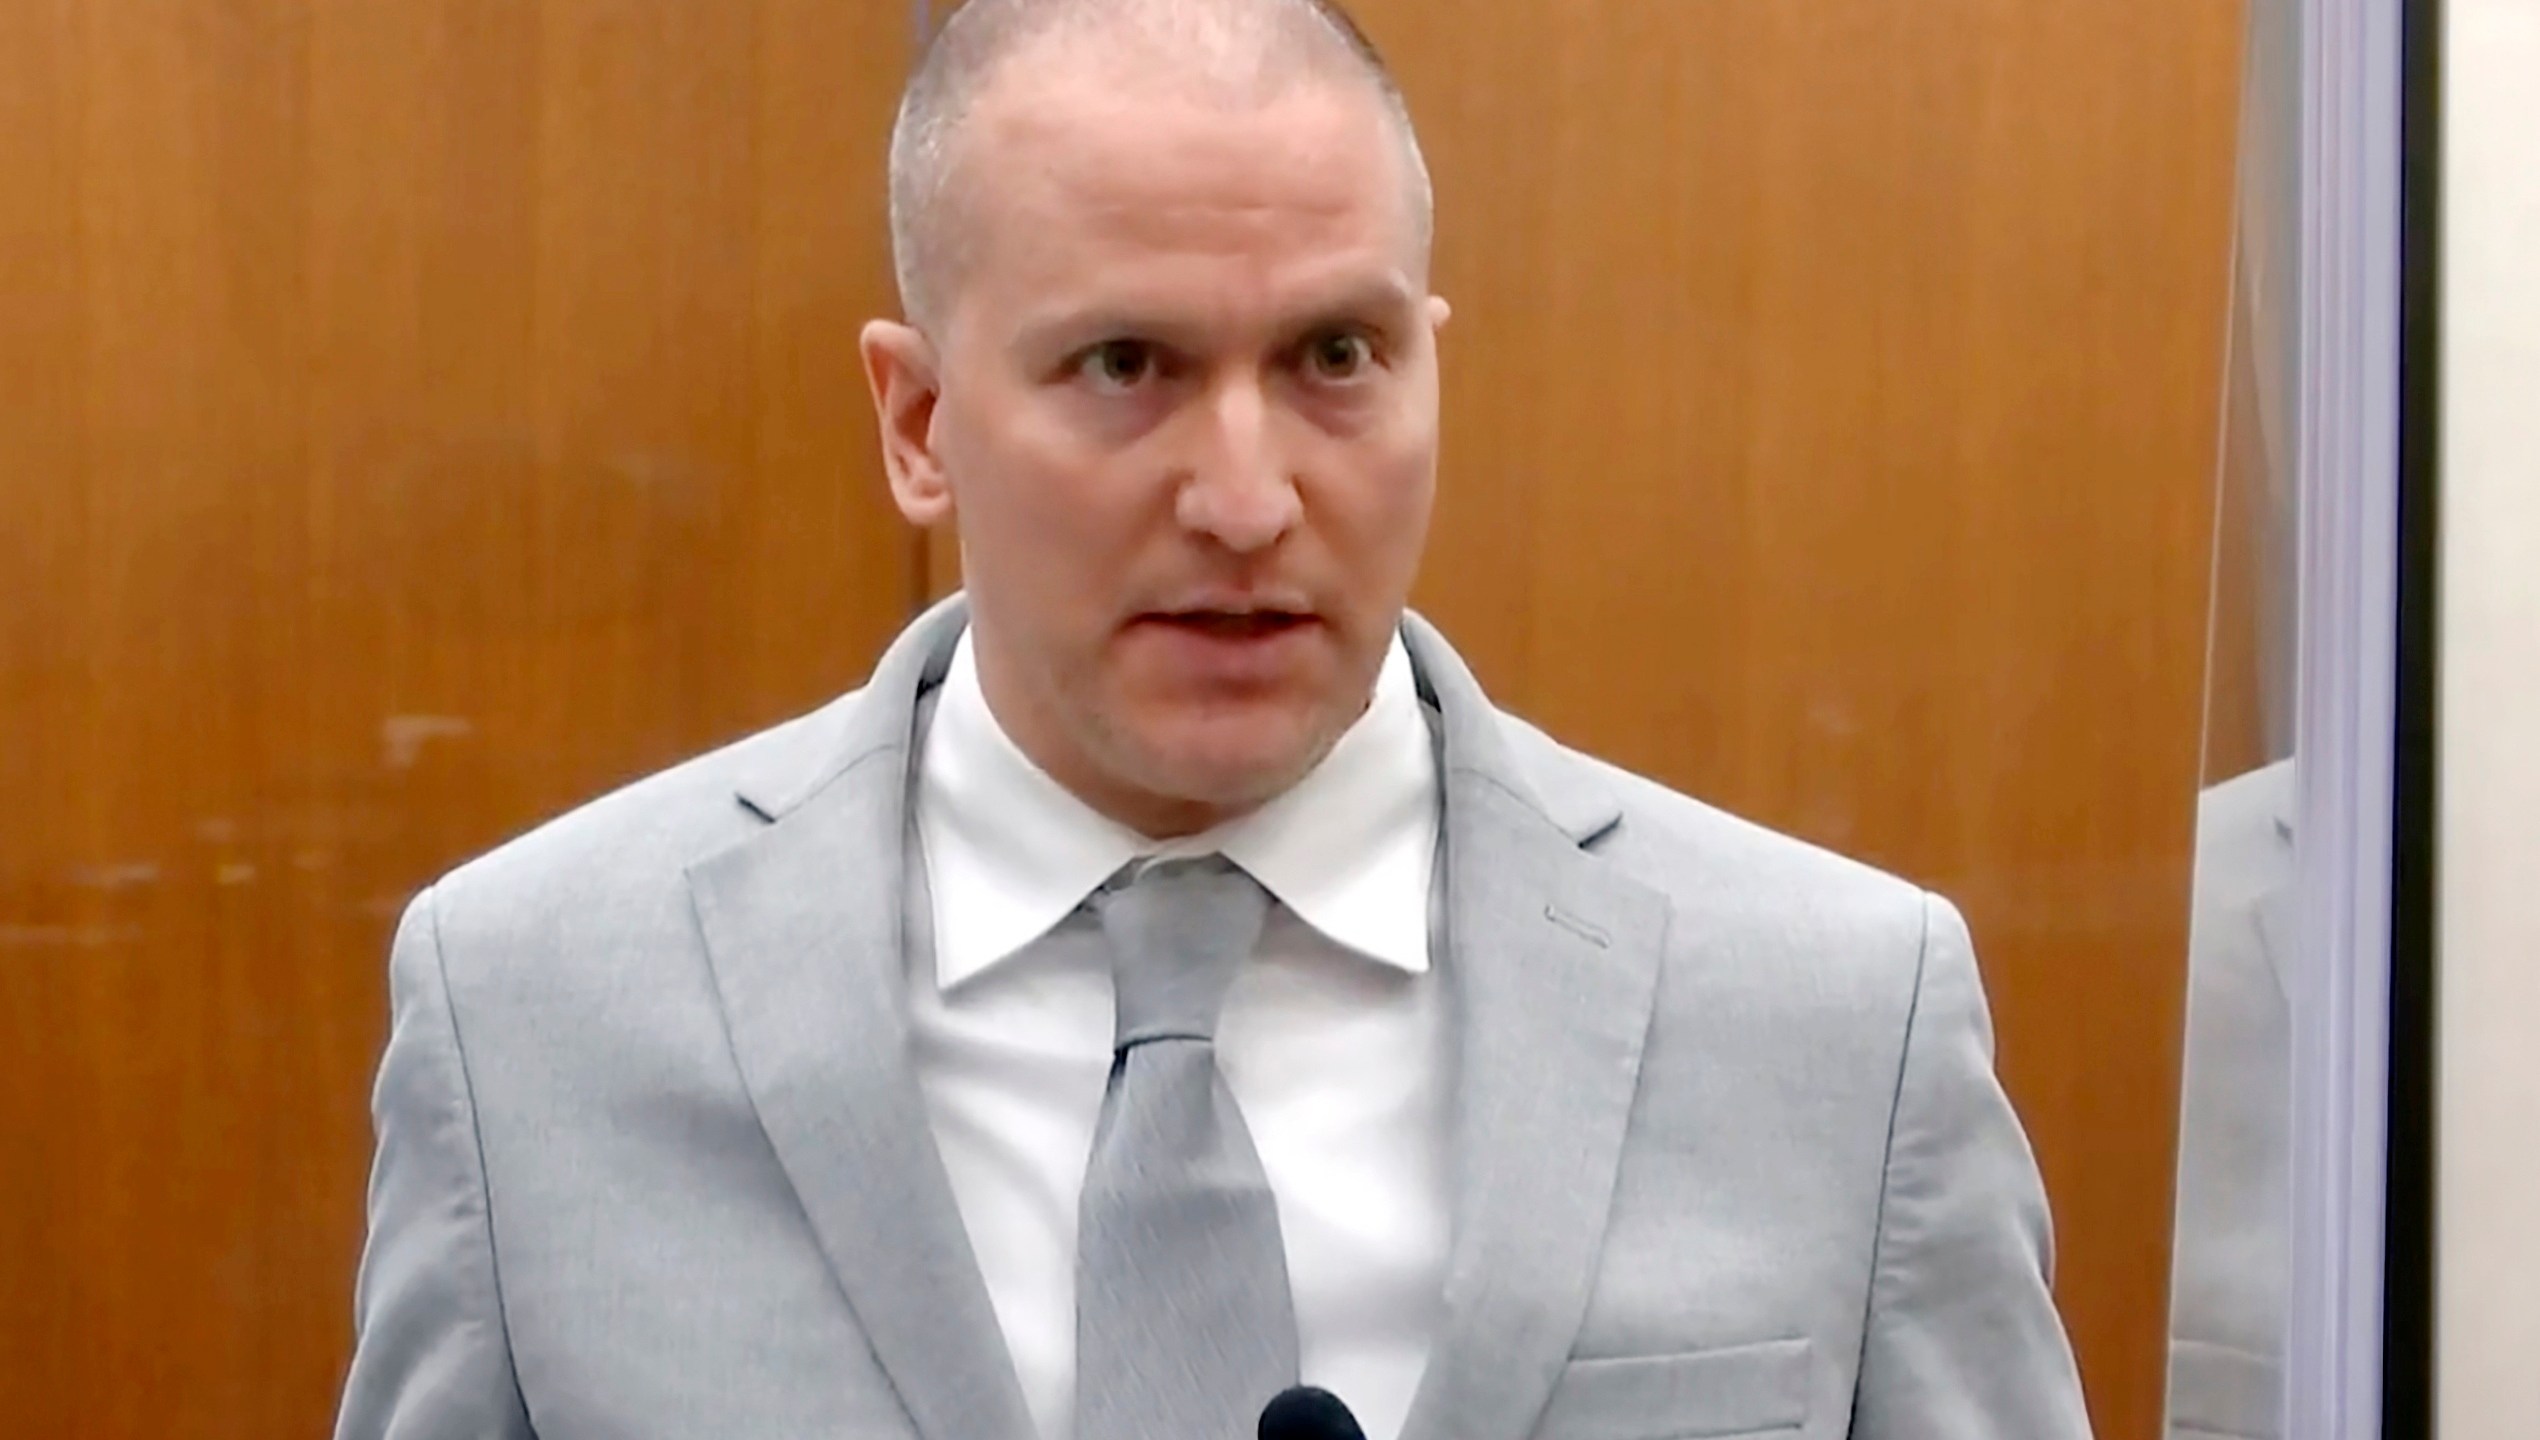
[1074,339,1158,393]
[1301,329,1377,382]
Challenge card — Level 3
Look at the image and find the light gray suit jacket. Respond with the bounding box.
[2165,760,2295,1440]
[336,602,2090,1440]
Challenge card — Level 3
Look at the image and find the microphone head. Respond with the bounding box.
[1258,1385,1367,1440]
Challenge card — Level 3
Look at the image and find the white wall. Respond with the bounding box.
[2436,0,2540,1433]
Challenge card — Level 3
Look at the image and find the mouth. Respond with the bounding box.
[1126,607,1326,679]
[1143,608,1319,640]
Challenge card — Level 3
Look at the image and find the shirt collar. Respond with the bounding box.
[915,627,1438,991]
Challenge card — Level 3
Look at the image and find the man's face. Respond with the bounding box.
[865,62,1448,837]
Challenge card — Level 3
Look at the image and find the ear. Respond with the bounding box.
[860,319,953,526]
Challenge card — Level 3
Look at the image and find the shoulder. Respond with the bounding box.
[1493,710,1944,986]
[1498,710,1930,914]
[423,687,870,947]
[2191,757,2296,907]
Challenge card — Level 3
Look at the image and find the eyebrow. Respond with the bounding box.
[1012,274,1422,358]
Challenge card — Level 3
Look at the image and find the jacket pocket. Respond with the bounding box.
[1535,1337,1811,1440]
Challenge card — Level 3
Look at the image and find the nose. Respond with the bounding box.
[1173,379,1301,554]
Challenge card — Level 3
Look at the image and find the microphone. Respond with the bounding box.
[1258,1386,1366,1440]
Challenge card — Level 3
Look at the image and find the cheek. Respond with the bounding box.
[1315,432,1436,559]
[947,397,1098,536]
[947,403,1167,611]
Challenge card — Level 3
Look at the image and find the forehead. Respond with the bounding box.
[951,65,1420,325]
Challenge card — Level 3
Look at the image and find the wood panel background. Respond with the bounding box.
[2203,0,2300,789]
[0,2,920,1435]
[2,2,2241,1437]
[1367,6,2241,1435]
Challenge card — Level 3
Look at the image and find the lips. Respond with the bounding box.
[1127,609,1323,678]
[1151,610,1314,638]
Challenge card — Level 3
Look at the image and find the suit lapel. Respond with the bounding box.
[1397,618,1672,1440]
[686,600,1037,1440]
[685,602,1664,1440]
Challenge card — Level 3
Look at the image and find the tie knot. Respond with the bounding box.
[1093,855,1270,1049]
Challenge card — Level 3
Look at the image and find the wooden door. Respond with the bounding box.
[0,3,921,1435]
[1357,3,2244,1435]
[2,1,2242,1437]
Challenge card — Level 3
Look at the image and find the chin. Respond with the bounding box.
[1126,710,1342,816]
[1146,745,1316,812]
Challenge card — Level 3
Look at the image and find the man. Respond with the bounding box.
[334,1,2092,1437]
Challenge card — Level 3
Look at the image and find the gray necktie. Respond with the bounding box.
[1074,856,1300,1440]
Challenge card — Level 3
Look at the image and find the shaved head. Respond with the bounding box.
[858,0,1452,837]
[887,0,1434,331]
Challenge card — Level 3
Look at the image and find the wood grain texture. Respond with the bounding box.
[2205,0,2300,787]
[3,0,2241,1437]
[0,2,918,1435]
[1352,2,2243,1435]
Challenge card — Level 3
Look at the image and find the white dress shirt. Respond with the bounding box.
[908,628,1450,1440]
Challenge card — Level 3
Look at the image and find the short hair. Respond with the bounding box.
[886,0,1436,331]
